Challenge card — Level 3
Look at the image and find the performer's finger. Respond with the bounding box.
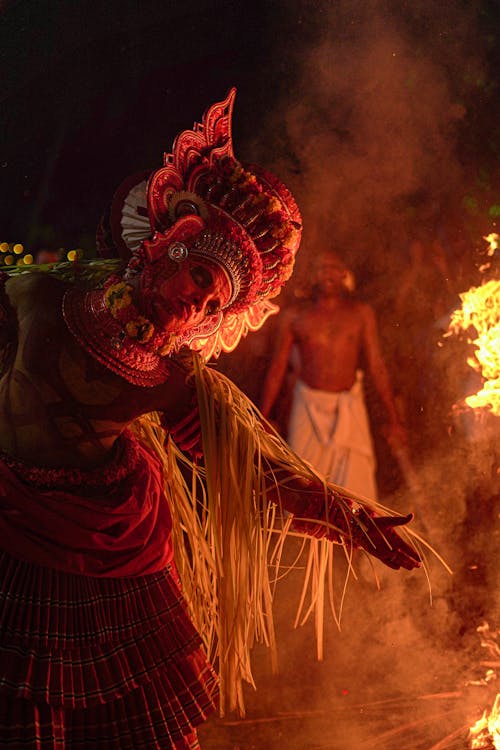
[399,554,421,570]
[385,534,421,562]
[402,544,421,563]
[384,548,421,570]
[378,513,414,529]
[394,544,421,566]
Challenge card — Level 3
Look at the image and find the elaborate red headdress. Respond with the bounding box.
[66,89,302,385]
[105,89,300,349]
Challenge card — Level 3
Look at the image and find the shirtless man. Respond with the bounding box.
[261,252,405,499]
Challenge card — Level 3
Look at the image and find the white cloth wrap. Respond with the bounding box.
[287,372,378,500]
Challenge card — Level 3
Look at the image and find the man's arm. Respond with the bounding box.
[361,303,406,448]
[260,309,295,418]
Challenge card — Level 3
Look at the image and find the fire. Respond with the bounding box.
[469,694,500,749]
[447,235,500,416]
[484,234,499,256]
[468,624,500,749]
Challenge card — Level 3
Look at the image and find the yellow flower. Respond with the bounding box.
[158,334,177,356]
[240,173,257,189]
[249,193,267,207]
[105,283,133,313]
[266,196,282,213]
[125,317,154,343]
[270,221,292,240]
[229,165,244,183]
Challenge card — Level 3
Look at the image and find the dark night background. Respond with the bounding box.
[1,2,499,748]
[0,0,307,251]
[1,0,499,414]
[1,0,499,265]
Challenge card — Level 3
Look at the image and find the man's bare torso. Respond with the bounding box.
[290,297,368,392]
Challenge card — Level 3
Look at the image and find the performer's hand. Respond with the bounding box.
[162,406,203,460]
[354,509,421,570]
[276,480,421,571]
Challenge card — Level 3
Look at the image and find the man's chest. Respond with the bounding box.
[294,311,363,353]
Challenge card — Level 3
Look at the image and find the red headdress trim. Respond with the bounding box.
[96,89,302,363]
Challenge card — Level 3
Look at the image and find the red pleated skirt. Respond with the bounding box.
[0,549,218,748]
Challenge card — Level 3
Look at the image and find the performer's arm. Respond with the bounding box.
[158,354,420,571]
[152,355,205,458]
[260,310,295,418]
[161,395,422,570]
[263,467,420,570]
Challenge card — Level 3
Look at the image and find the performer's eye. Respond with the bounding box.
[190,265,213,290]
[206,300,221,316]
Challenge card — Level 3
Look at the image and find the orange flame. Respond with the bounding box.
[484,234,499,256]
[469,693,500,749]
[468,624,500,749]
[447,235,500,416]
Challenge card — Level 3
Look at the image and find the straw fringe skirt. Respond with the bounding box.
[0,550,218,748]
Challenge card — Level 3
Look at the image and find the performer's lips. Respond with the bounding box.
[175,299,192,322]
[152,297,191,327]
[151,298,175,326]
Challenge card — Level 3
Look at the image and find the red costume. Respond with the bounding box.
[0,90,421,748]
[0,89,306,748]
[0,431,218,748]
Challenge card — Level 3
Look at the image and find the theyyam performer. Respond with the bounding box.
[0,89,422,749]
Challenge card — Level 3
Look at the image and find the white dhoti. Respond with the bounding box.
[287,373,378,500]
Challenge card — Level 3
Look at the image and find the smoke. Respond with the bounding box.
[199,429,498,748]
[248,0,487,280]
[210,2,499,747]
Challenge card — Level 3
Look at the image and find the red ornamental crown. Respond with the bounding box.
[103,88,302,359]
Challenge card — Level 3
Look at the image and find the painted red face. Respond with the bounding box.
[142,256,232,335]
